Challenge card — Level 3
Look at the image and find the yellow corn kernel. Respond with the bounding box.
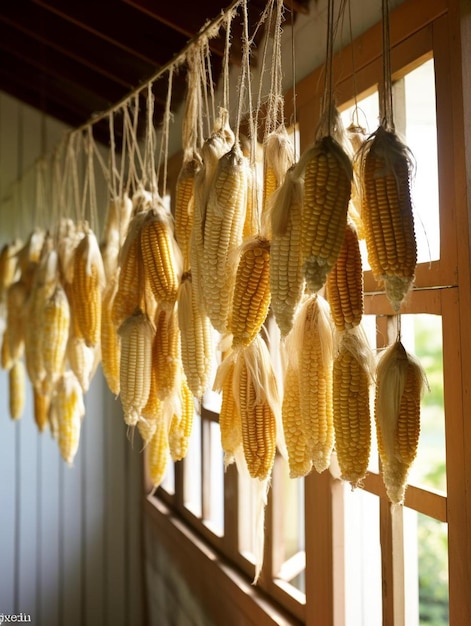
[300,135,352,293]
[230,237,271,348]
[9,359,26,420]
[177,272,213,398]
[41,285,70,395]
[333,331,372,488]
[34,388,50,433]
[70,229,105,348]
[375,341,427,504]
[152,305,181,401]
[174,158,200,272]
[101,276,121,396]
[202,144,248,333]
[147,415,170,490]
[326,221,363,331]
[53,371,85,465]
[168,376,194,461]
[118,309,155,426]
[281,361,312,478]
[360,127,417,311]
[294,294,334,473]
[270,168,305,337]
[232,337,279,480]
[140,205,182,307]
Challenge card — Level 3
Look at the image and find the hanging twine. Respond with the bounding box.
[158,66,174,199]
[381,0,394,131]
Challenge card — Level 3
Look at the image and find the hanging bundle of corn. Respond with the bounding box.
[174,156,201,272]
[177,272,213,398]
[9,359,26,420]
[152,304,181,401]
[100,195,133,279]
[229,236,271,348]
[41,284,71,395]
[333,328,374,488]
[375,340,427,504]
[359,0,417,312]
[118,309,155,427]
[283,294,335,474]
[140,200,182,308]
[190,107,235,309]
[111,210,148,328]
[202,143,248,333]
[270,167,305,337]
[100,275,121,396]
[69,227,105,348]
[326,220,363,331]
[52,371,86,465]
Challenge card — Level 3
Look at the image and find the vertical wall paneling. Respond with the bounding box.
[0,93,145,626]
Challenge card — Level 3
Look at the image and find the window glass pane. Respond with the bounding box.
[400,314,446,493]
[403,59,440,263]
[160,461,175,495]
[184,412,202,516]
[344,488,382,625]
[203,421,225,536]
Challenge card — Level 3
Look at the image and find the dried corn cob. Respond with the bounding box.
[9,359,25,420]
[261,127,295,222]
[100,195,133,279]
[300,135,352,293]
[270,168,305,336]
[375,341,427,504]
[152,305,181,401]
[1,331,12,370]
[202,144,248,333]
[118,309,155,426]
[53,371,85,465]
[232,337,279,480]
[70,229,105,348]
[213,353,241,467]
[33,387,50,433]
[139,373,162,445]
[101,276,121,396]
[41,285,70,395]
[168,376,194,461]
[66,336,97,393]
[5,280,28,361]
[360,126,417,311]
[140,203,182,307]
[147,414,171,490]
[326,221,363,331]
[0,240,21,301]
[229,237,271,348]
[174,157,200,272]
[333,329,373,488]
[177,272,212,398]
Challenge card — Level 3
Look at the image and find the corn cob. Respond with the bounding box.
[16,229,44,278]
[33,387,50,433]
[5,280,28,361]
[375,341,427,504]
[147,413,171,490]
[111,211,148,328]
[243,141,262,240]
[53,371,85,465]
[202,144,248,333]
[346,123,367,240]
[213,352,241,467]
[293,294,334,473]
[360,126,417,311]
[326,221,363,331]
[9,359,26,420]
[168,376,194,461]
[118,309,155,426]
[1,331,12,370]
[270,168,305,337]
[0,240,21,301]
[229,237,271,348]
[100,195,133,279]
[66,336,97,393]
[261,127,295,223]
[139,374,162,445]
[177,272,212,398]
[152,305,181,401]
[281,360,312,478]
[70,229,105,348]
[174,157,200,272]
[233,336,279,480]
[101,275,121,396]
[300,135,352,293]
[333,329,373,487]
[41,285,70,395]
[140,204,182,307]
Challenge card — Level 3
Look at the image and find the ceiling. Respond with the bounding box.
[0,0,311,146]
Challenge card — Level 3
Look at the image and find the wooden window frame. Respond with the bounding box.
[145,0,471,623]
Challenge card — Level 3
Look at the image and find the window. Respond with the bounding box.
[147,2,470,624]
